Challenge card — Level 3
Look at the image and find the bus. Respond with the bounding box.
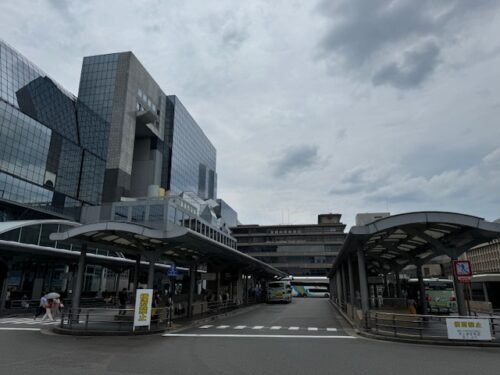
[266,280,292,303]
[291,276,330,298]
[407,278,457,314]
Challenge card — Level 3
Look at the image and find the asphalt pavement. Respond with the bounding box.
[1,298,499,375]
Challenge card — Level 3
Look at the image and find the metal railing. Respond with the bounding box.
[60,306,171,332]
[1,297,119,315]
[368,311,500,341]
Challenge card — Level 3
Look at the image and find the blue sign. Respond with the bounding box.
[167,264,177,277]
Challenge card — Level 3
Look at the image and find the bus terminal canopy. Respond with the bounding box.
[332,211,500,276]
[51,221,287,278]
[330,212,500,316]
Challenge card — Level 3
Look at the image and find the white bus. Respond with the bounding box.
[291,276,330,298]
[266,280,292,303]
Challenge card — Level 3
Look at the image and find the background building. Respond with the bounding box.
[0,41,109,222]
[0,41,236,302]
[232,214,346,276]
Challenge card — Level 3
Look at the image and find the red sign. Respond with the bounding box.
[453,260,472,283]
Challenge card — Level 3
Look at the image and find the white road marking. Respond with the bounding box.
[252,326,264,330]
[0,318,58,325]
[288,326,299,330]
[234,325,247,329]
[163,333,355,339]
[270,326,281,330]
[216,325,230,329]
[0,327,40,331]
[199,325,213,329]
[308,327,318,331]
[326,328,338,332]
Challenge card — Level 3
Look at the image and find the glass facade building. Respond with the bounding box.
[0,41,110,221]
[165,96,217,199]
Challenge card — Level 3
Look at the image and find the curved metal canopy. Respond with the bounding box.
[51,221,287,277]
[331,211,500,275]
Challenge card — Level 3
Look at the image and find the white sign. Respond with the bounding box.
[133,289,153,331]
[446,318,492,341]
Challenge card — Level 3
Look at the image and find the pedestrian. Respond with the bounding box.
[5,288,11,309]
[118,288,128,315]
[34,294,47,320]
[41,299,54,321]
[51,298,61,319]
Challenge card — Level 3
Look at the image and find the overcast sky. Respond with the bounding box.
[2,0,500,228]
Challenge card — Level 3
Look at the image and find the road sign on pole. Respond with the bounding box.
[453,260,472,283]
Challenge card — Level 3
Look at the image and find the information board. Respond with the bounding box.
[133,289,153,331]
[446,318,492,341]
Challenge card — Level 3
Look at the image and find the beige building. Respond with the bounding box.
[464,239,500,274]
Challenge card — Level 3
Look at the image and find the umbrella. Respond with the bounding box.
[45,292,60,299]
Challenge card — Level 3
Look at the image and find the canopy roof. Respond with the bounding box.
[51,221,287,277]
[331,212,500,275]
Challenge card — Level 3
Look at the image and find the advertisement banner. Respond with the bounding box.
[446,318,492,341]
[133,289,153,331]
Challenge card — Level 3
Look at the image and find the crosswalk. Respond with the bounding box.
[0,317,60,326]
[197,324,338,332]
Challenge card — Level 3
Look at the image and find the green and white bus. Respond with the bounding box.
[266,280,292,303]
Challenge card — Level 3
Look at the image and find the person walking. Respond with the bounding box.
[34,294,47,320]
[118,288,128,315]
[41,299,54,321]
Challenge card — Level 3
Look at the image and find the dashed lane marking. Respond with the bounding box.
[0,327,41,331]
[327,328,338,332]
[252,326,264,330]
[308,327,318,331]
[199,325,213,329]
[270,326,281,330]
[234,325,247,329]
[164,333,355,339]
[288,327,300,331]
[216,325,230,329]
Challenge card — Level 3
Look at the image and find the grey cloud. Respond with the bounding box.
[271,145,319,178]
[316,0,500,88]
[372,40,440,89]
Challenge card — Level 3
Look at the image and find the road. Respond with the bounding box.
[1,298,499,374]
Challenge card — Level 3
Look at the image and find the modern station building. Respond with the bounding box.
[0,40,244,305]
[231,214,346,276]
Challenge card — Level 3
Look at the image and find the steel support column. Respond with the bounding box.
[357,248,370,317]
[147,259,155,290]
[341,264,348,309]
[71,243,87,312]
[416,265,427,314]
[395,272,401,298]
[451,264,467,316]
[348,256,355,306]
[133,254,140,294]
[187,265,196,317]
[335,269,342,305]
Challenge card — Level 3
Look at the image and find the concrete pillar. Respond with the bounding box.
[347,257,355,306]
[187,265,196,317]
[71,243,87,312]
[133,254,140,294]
[416,265,427,315]
[31,264,45,300]
[383,273,389,297]
[357,248,370,316]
